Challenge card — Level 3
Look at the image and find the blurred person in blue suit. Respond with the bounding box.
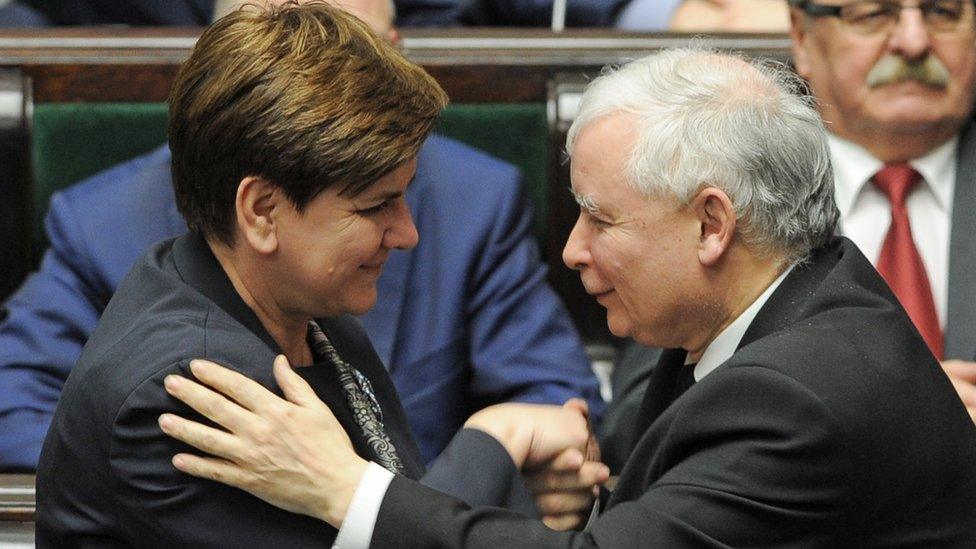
[0,0,601,472]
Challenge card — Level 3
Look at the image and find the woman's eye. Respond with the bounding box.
[360,200,391,216]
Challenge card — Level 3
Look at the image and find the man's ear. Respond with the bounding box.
[789,8,812,79]
[235,176,280,255]
[691,186,736,267]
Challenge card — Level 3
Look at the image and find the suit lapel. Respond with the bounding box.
[946,121,976,359]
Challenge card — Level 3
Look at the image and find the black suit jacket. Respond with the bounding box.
[373,238,976,547]
[35,232,530,547]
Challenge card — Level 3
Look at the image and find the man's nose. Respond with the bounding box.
[887,6,934,61]
[562,214,591,271]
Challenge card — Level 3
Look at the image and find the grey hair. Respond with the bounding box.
[566,47,838,263]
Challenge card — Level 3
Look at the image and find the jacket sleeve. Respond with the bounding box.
[372,367,853,548]
[107,362,344,547]
[421,428,537,517]
[0,192,110,470]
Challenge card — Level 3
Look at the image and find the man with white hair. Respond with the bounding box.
[161,48,976,546]
[788,0,976,418]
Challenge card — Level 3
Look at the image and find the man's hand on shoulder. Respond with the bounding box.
[158,356,366,527]
[942,360,976,424]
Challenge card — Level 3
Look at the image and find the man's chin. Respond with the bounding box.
[606,315,633,339]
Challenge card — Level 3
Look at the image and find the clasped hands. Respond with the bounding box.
[158,356,608,530]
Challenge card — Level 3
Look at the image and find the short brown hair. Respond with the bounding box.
[168,1,448,245]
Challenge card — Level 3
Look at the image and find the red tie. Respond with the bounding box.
[873,164,943,359]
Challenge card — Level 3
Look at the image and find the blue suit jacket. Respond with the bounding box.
[0,135,602,470]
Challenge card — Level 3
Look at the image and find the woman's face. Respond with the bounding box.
[269,158,419,319]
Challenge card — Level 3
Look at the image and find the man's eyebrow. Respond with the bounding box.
[570,187,600,214]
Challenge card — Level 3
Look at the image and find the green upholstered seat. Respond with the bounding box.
[30,102,549,252]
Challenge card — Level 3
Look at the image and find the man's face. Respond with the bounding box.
[791,2,976,145]
[271,158,418,318]
[562,115,703,348]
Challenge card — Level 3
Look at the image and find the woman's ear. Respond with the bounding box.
[690,186,736,267]
[235,176,280,255]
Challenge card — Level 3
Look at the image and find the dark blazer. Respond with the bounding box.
[603,123,976,471]
[35,232,529,547]
[0,136,601,471]
[372,238,976,547]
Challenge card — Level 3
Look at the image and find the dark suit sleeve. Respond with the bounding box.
[0,192,109,471]
[373,367,853,548]
[421,428,537,516]
[107,362,341,547]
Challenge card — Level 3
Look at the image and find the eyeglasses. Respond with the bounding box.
[796,0,973,34]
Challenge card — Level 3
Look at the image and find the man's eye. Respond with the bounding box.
[589,215,611,228]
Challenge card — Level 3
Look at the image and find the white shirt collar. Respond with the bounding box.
[828,133,956,218]
[692,265,794,381]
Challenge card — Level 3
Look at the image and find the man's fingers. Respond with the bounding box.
[948,375,976,406]
[273,355,324,410]
[546,448,584,472]
[526,461,610,493]
[159,413,247,461]
[562,397,589,416]
[542,512,585,532]
[943,360,976,383]
[172,453,253,488]
[534,488,594,516]
[189,359,277,413]
[164,373,255,433]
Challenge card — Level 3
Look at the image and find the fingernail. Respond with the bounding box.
[158,414,173,430]
[189,360,208,375]
[173,455,185,469]
[599,465,610,480]
[164,375,180,392]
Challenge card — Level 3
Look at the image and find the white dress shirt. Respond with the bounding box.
[332,462,394,549]
[693,265,793,381]
[828,134,956,328]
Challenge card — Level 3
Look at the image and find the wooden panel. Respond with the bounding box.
[0,475,35,522]
[0,28,793,103]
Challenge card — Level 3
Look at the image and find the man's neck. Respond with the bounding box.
[686,251,788,362]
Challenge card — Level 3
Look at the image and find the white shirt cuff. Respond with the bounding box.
[331,462,395,549]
